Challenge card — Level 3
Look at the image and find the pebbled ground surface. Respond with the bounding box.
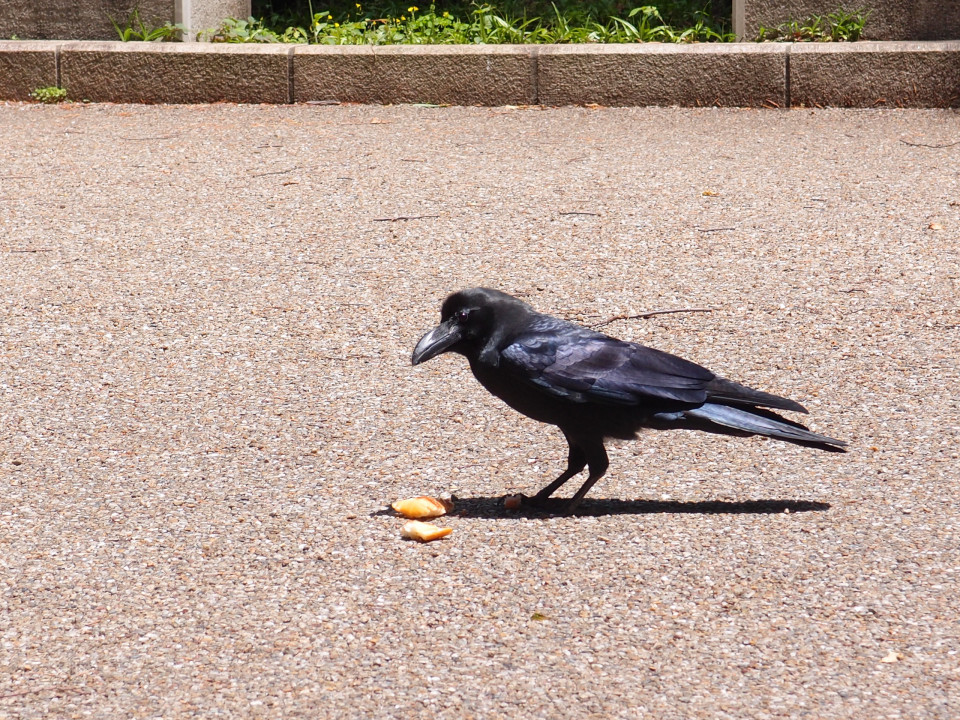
[1,102,958,719]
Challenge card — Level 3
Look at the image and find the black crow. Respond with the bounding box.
[412,288,846,514]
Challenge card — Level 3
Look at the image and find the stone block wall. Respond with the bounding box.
[0,0,250,41]
[734,0,960,41]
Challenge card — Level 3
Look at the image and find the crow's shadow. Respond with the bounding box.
[374,496,830,519]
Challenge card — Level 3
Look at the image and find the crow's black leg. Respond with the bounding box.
[560,440,609,515]
[532,435,586,501]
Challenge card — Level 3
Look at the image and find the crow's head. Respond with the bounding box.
[411,287,530,365]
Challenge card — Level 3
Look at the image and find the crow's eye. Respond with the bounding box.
[454,309,470,323]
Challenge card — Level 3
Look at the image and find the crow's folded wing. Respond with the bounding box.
[499,319,714,406]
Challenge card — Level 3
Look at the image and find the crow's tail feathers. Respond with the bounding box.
[652,403,847,452]
[705,377,809,414]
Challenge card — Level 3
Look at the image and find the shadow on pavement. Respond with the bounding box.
[373,497,831,519]
[457,496,830,518]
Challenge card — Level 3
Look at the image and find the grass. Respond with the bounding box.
[209,2,735,44]
[756,8,870,42]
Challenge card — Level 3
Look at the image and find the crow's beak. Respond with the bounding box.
[412,319,463,365]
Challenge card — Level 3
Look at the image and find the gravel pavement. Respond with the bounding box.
[1,102,959,718]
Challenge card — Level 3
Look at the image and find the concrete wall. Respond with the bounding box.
[0,0,250,41]
[176,0,251,40]
[734,0,960,41]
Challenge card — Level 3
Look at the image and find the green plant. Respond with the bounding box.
[756,8,870,42]
[206,16,285,42]
[30,86,68,104]
[218,2,734,45]
[110,7,186,41]
[254,0,731,30]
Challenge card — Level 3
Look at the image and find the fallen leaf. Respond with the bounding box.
[880,650,903,663]
[702,190,719,197]
[928,222,944,230]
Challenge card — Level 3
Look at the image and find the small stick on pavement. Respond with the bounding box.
[372,215,440,222]
[252,167,300,178]
[590,307,714,329]
[899,139,960,149]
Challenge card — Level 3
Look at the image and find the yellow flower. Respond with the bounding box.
[442,11,450,17]
[408,6,418,12]
[401,15,406,20]
[334,22,340,27]
[356,3,361,7]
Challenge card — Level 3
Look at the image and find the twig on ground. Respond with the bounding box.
[253,167,300,178]
[590,307,714,329]
[900,139,960,149]
[559,211,600,217]
[372,215,440,222]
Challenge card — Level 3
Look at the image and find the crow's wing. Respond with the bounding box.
[499,316,714,406]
